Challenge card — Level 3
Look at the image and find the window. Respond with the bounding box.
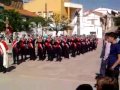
[91,20,95,25]
[90,32,96,35]
[38,12,42,16]
[43,11,47,18]
[43,11,53,18]
[48,11,53,17]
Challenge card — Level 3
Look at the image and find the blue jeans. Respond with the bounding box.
[100,59,108,76]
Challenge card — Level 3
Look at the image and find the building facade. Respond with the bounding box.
[71,10,103,38]
[23,0,83,20]
[72,8,119,38]
[82,11,103,38]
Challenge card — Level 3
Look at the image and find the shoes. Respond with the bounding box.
[95,73,103,79]
[3,70,7,73]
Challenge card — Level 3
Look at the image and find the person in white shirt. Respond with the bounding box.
[98,33,111,77]
[0,34,9,73]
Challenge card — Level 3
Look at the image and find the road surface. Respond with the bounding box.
[0,40,118,90]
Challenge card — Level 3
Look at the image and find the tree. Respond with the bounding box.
[50,13,69,35]
[0,21,5,31]
[21,20,30,31]
[28,16,46,26]
[0,11,6,31]
[3,10,23,32]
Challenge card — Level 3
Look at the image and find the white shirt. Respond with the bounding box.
[103,41,111,61]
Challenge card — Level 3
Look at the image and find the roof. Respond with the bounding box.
[95,8,119,14]
[92,11,104,17]
[0,3,38,17]
[84,10,105,17]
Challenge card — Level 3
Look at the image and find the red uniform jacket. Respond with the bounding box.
[1,40,9,51]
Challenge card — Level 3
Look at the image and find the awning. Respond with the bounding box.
[64,2,83,9]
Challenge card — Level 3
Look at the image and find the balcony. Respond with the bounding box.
[64,2,82,9]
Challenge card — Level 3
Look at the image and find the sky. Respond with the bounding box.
[23,0,120,11]
[72,0,120,10]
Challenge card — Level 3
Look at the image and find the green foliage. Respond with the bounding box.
[0,21,5,31]
[3,10,23,32]
[44,17,53,26]
[0,9,47,32]
[52,13,61,24]
[28,16,46,26]
[21,21,30,31]
[50,13,70,35]
[0,10,25,32]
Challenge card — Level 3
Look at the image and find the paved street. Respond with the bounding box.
[0,40,118,90]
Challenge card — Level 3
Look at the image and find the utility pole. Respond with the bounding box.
[77,12,80,35]
[45,0,47,19]
[77,0,80,35]
[44,0,48,35]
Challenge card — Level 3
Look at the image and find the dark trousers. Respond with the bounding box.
[48,53,53,61]
[43,48,46,59]
[20,47,26,61]
[100,59,108,76]
[64,48,69,58]
[64,51,69,58]
[81,45,85,54]
[38,49,43,60]
[56,48,62,61]
[33,48,36,60]
[47,50,54,61]
[13,50,19,64]
[77,46,81,55]
[71,49,76,57]
[0,55,6,73]
[29,48,35,60]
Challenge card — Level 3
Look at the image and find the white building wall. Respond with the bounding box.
[83,13,102,38]
[72,8,119,38]
[72,11,103,38]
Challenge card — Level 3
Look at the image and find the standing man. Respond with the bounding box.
[28,37,33,60]
[19,36,26,61]
[71,38,77,57]
[45,39,54,61]
[97,33,111,77]
[106,32,120,90]
[31,35,36,60]
[0,35,9,73]
[62,40,69,59]
[12,37,20,64]
[55,40,62,62]
[36,37,44,60]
